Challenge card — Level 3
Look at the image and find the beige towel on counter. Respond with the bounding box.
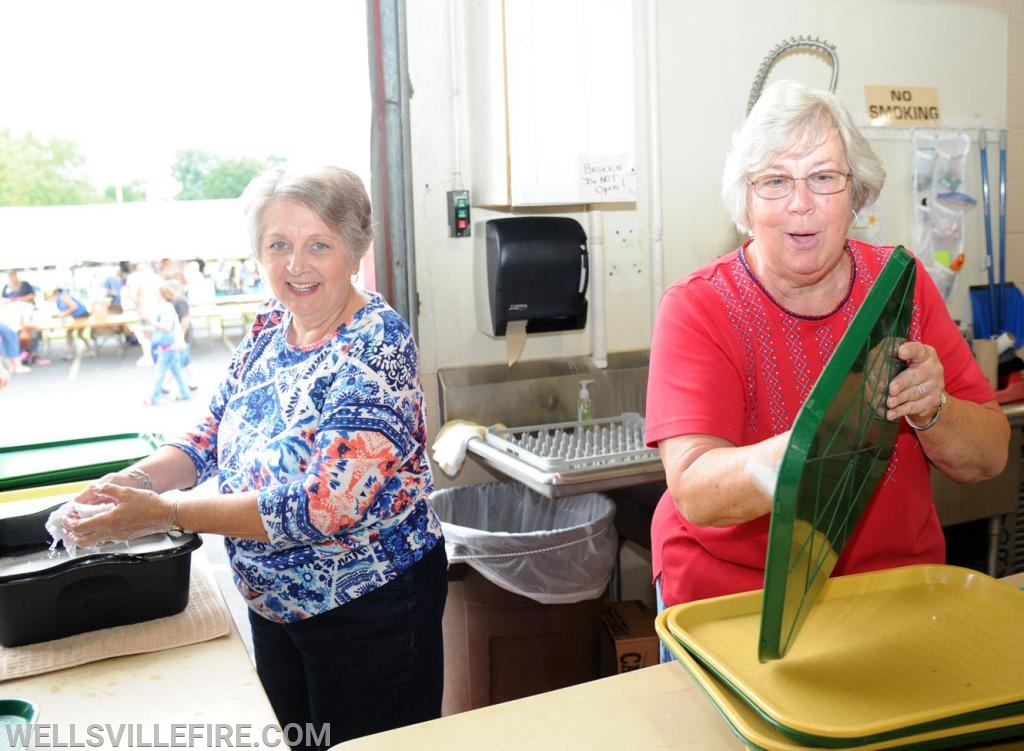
[0,559,232,682]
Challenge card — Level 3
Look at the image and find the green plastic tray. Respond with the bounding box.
[0,699,37,751]
[0,433,162,492]
[759,246,915,662]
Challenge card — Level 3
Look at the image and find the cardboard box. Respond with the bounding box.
[442,563,602,715]
[599,600,659,676]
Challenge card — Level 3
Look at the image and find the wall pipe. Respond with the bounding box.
[589,209,608,369]
[644,0,664,323]
[448,0,464,189]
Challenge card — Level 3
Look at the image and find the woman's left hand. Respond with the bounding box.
[887,340,945,423]
[63,484,174,547]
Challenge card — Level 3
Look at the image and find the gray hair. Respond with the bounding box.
[722,79,885,234]
[241,165,374,265]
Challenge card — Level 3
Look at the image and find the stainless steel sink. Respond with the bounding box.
[437,351,649,427]
[437,351,660,498]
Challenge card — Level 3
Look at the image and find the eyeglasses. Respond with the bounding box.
[748,170,852,200]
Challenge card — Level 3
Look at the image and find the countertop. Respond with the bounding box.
[0,555,278,749]
[0,490,278,750]
[1,495,1020,749]
[338,572,1024,751]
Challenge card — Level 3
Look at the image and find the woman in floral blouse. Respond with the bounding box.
[67,165,447,748]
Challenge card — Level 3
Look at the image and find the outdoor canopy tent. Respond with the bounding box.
[0,199,251,269]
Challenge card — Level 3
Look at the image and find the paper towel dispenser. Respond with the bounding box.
[485,217,589,336]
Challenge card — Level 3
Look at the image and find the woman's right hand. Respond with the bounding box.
[64,483,175,546]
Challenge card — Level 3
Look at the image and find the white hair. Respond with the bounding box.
[722,79,885,234]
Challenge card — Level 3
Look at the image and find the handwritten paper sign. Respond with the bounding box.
[579,155,636,202]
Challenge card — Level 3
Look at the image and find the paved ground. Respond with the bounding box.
[0,335,255,655]
[1,335,234,447]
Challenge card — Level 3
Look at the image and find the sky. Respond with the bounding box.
[0,0,371,199]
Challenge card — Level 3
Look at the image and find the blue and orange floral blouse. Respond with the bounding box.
[169,291,442,622]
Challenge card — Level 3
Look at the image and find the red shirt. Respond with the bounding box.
[646,240,994,606]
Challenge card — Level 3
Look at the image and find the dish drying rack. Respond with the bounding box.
[484,412,658,473]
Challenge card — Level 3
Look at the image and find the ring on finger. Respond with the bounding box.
[916,383,925,399]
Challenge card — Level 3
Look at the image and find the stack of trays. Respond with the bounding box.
[656,564,1024,750]
[0,433,162,492]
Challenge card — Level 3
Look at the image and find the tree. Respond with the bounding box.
[172,150,281,200]
[103,180,148,203]
[0,128,104,206]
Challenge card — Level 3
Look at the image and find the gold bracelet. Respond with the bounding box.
[126,467,152,491]
[168,500,184,537]
[906,390,947,431]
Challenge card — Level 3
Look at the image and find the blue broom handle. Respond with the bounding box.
[998,130,1007,334]
[980,129,996,335]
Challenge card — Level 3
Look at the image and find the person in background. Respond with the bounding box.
[3,271,40,362]
[0,322,29,376]
[0,298,37,365]
[2,270,37,305]
[123,262,163,367]
[163,282,198,391]
[158,257,185,285]
[0,362,9,391]
[103,263,127,312]
[49,287,95,360]
[221,263,243,295]
[183,258,216,305]
[98,261,140,350]
[239,259,262,293]
[65,165,446,748]
[645,80,1009,654]
[143,286,191,406]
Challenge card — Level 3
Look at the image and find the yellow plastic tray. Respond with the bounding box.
[0,480,90,504]
[663,565,1024,745]
[656,610,1024,751]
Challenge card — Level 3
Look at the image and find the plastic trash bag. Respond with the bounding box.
[429,481,618,605]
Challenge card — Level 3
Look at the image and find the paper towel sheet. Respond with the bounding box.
[0,559,232,682]
[506,320,527,366]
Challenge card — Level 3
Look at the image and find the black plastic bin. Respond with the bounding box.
[0,502,201,647]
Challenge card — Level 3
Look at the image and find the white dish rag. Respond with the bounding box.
[45,500,117,557]
[431,420,487,476]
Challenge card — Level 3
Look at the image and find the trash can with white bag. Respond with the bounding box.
[429,481,618,715]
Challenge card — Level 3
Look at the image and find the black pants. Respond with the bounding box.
[248,542,448,749]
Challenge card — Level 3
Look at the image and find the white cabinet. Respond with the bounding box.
[465,0,635,207]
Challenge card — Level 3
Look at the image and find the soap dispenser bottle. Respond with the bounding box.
[577,380,594,422]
